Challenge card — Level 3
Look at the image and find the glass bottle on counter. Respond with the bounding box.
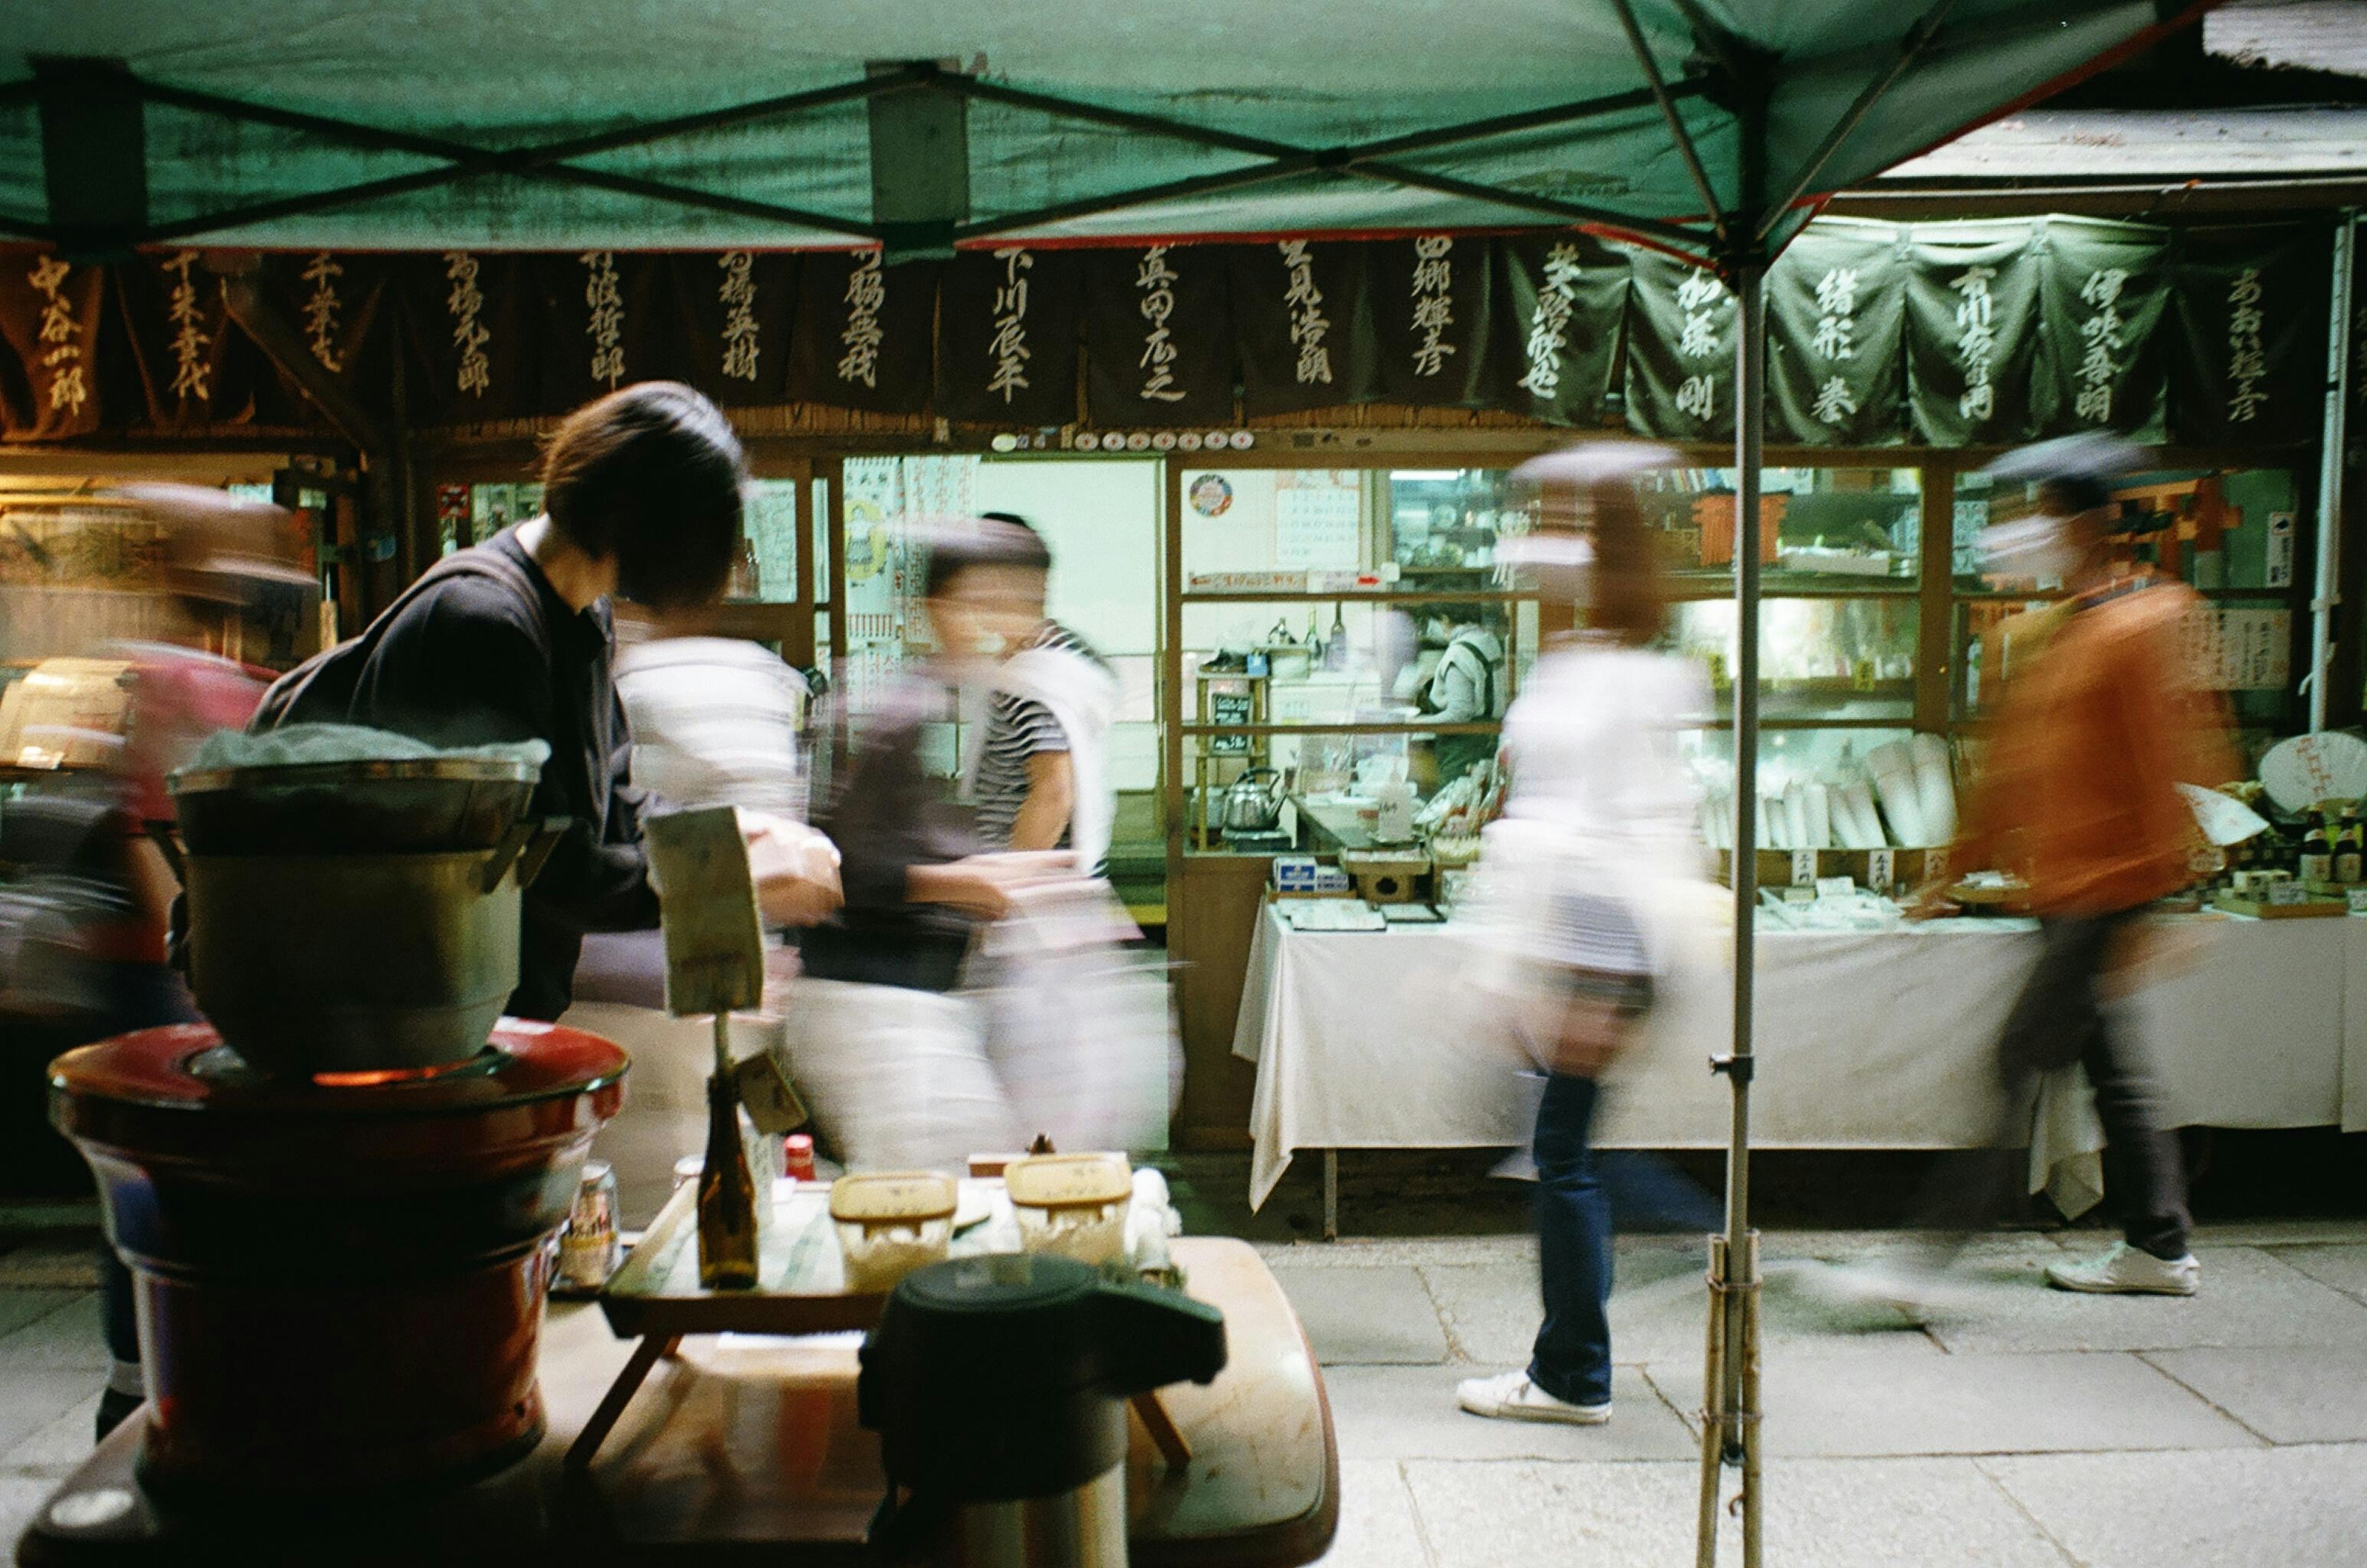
[2340,809,2364,885]
[2300,812,2335,885]
[697,1067,761,1289]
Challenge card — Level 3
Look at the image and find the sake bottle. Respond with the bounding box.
[2300,811,2335,886]
[2339,809,2363,885]
[697,1019,760,1289]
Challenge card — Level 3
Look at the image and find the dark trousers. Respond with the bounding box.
[1527,1072,1614,1406]
[1917,913,2191,1260]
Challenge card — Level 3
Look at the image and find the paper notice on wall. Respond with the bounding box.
[1274,472,1362,569]
[2265,512,2295,589]
[2187,605,2291,692]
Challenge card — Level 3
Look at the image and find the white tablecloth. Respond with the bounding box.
[1233,907,2360,1211]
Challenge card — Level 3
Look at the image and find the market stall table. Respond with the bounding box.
[20,1235,1335,1567]
[1233,904,2363,1230]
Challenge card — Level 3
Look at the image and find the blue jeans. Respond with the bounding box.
[1527,1072,1613,1407]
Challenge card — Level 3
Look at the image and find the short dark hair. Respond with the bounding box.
[976,512,1054,571]
[923,517,1051,600]
[539,382,746,611]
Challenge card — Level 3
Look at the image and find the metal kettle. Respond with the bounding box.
[1218,767,1285,835]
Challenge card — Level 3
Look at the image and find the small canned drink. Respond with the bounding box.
[559,1159,620,1291]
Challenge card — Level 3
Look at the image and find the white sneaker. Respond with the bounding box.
[2044,1242,2200,1296]
[1455,1371,1611,1425]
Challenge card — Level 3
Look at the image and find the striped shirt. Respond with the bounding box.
[973,621,1100,849]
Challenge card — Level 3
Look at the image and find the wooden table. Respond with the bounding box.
[568,1235,1338,1566]
[17,1238,1337,1567]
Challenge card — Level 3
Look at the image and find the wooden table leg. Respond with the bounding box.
[1131,1390,1192,1472]
[565,1333,682,1473]
[1323,1149,1339,1242]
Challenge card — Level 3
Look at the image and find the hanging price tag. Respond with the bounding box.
[1791,849,1818,887]
[1868,848,1896,891]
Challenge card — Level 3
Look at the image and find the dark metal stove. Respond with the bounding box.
[21,1018,624,1562]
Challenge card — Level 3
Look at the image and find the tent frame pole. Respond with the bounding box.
[2309,211,2357,733]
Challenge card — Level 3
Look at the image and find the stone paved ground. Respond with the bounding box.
[1264,1219,2367,1567]
[6,1216,2365,1564]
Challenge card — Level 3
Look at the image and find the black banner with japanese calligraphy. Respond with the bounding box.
[1903,221,2043,447]
[935,247,1082,427]
[1767,221,1907,447]
[1082,243,1235,427]
[785,251,936,415]
[397,251,531,425]
[255,251,399,413]
[2168,223,2331,447]
[0,251,104,439]
[1498,234,1629,428]
[1625,249,1737,441]
[1370,234,1505,409]
[1231,239,1379,416]
[2030,216,2171,443]
[0,219,2340,447]
[656,250,800,406]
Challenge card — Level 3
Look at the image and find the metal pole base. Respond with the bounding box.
[1694,1231,1764,1568]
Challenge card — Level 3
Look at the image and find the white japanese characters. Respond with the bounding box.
[1808,264,1860,426]
[1409,236,1455,378]
[1277,240,1333,386]
[718,251,760,383]
[582,251,625,390]
[2074,266,2129,425]
[1673,266,1725,421]
[25,255,84,416]
[988,247,1032,404]
[1517,243,1584,401]
[1950,264,1998,422]
[300,253,344,373]
[1135,245,1185,403]
[443,251,491,398]
[2225,266,2267,424]
[162,250,211,404]
[838,251,886,389]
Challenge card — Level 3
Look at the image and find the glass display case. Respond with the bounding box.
[1174,463,1535,855]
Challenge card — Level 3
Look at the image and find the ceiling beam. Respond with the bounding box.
[32,57,148,258]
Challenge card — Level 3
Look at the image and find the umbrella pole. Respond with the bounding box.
[1698,247,1768,1568]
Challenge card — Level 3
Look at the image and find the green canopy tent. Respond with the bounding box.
[1,4,2212,1559]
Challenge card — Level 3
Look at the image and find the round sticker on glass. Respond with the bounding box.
[1189,474,1235,518]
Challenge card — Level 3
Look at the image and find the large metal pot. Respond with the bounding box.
[171,755,540,856]
[181,820,564,1076]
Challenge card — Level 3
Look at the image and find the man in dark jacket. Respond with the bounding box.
[256,381,838,1019]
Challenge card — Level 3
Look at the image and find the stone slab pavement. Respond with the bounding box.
[1266,1221,2367,1566]
[6,1224,2365,1564]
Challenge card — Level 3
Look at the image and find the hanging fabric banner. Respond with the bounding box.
[1082,242,1235,427]
[518,250,672,414]
[1370,234,1504,408]
[2168,222,2332,446]
[1903,220,2042,447]
[1232,239,1378,416]
[648,250,800,407]
[1625,249,1736,441]
[1767,220,1907,446]
[2030,216,2170,441]
[111,250,299,432]
[399,250,528,423]
[936,246,1083,426]
[0,251,105,439]
[255,251,398,419]
[1498,234,1629,428]
[787,250,936,414]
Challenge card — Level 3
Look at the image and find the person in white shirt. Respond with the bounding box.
[1454,443,1712,1429]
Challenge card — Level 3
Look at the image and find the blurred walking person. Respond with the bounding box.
[1453,445,1714,1426]
[783,520,1066,1172]
[960,512,1118,874]
[1931,434,2231,1296]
